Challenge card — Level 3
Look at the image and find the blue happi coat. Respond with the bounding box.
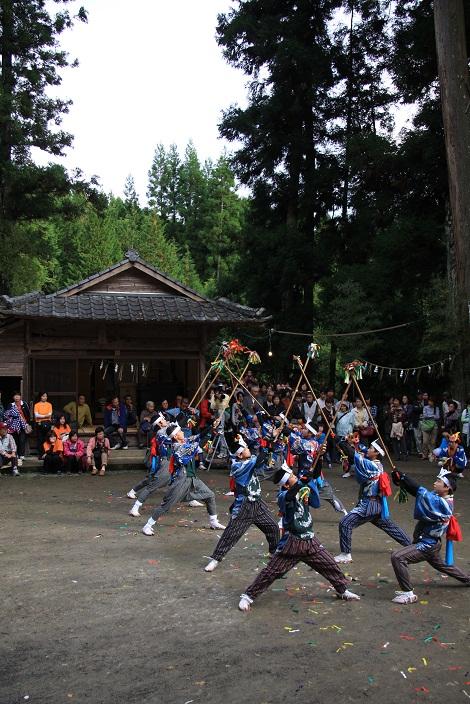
[413,487,453,549]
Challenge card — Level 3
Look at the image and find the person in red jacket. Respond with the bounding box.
[198,391,214,429]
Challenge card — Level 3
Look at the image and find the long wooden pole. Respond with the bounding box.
[294,356,336,434]
[224,365,271,416]
[310,379,353,473]
[351,373,395,470]
[188,349,223,408]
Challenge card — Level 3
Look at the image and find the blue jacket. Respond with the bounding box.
[104,403,128,430]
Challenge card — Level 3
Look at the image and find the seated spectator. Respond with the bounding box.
[104,397,128,450]
[63,394,93,429]
[5,391,31,465]
[124,395,137,427]
[0,421,19,475]
[42,431,64,474]
[34,391,53,450]
[158,399,171,420]
[63,431,86,473]
[87,426,111,476]
[138,400,157,448]
[168,397,199,436]
[53,415,71,444]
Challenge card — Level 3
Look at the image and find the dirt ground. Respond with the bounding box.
[1,461,469,704]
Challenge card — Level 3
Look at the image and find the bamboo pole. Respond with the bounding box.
[310,379,353,473]
[224,364,271,416]
[188,349,223,408]
[294,356,336,434]
[351,373,396,470]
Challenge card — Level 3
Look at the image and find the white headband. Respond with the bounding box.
[169,424,181,439]
[153,413,166,427]
[235,446,246,457]
[305,423,316,435]
[278,462,293,485]
[371,440,385,456]
[441,475,452,490]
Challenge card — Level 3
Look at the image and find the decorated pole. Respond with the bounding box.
[345,360,396,471]
[188,348,224,409]
[310,379,354,473]
[294,355,336,435]
[224,364,271,416]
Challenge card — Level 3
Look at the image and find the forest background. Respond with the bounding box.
[0,0,469,395]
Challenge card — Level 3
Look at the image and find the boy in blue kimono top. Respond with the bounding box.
[261,416,288,464]
[141,421,225,536]
[288,425,347,515]
[238,466,359,611]
[334,439,411,564]
[432,432,467,476]
[204,441,280,572]
[390,470,470,603]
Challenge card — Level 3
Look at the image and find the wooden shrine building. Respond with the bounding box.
[0,250,267,421]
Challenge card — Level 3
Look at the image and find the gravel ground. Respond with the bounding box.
[1,461,469,704]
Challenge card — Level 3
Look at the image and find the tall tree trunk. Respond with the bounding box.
[434,0,470,397]
[0,0,14,218]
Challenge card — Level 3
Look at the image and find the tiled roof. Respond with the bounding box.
[0,293,267,324]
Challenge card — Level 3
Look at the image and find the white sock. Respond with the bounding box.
[209,514,218,523]
[133,500,142,509]
[146,517,156,527]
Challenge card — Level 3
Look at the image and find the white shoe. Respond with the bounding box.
[111,444,120,450]
[342,472,351,478]
[122,445,129,450]
[142,524,155,536]
[392,590,417,604]
[224,491,234,496]
[129,505,141,517]
[17,458,23,467]
[342,509,348,516]
[13,468,20,476]
[334,552,352,563]
[210,520,225,530]
[337,589,360,601]
[188,500,204,507]
[238,593,253,611]
[204,559,219,572]
[127,489,137,499]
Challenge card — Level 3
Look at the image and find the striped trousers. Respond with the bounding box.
[211,497,279,562]
[132,460,171,503]
[391,542,470,592]
[245,533,348,600]
[339,500,411,553]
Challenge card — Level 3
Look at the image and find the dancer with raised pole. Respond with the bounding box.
[432,432,467,476]
[390,469,470,603]
[238,465,360,611]
[141,419,225,536]
[204,438,281,572]
[334,436,411,563]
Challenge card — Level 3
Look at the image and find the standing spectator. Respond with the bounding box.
[5,391,31,466]
[281,390,292,411]
[230,391,245,431]
[353,399,374,444]
[63,431,86,473]
[257,383,268,408]
[104,396,128,449]
[198,392,214,430]
[461,398,470,449]
[34,392,53,451]
[411,392,424,455]
[420,398,440,461]
[0,421,19,475]
[87,426,111,476]
[63,394,93,429]
[41,430,64,474]
[442,391,461,416]
[138,400,157,448]
[265,389,275,415]
[389,398,407,462]
[53,415,71,444]
[242,385,262,415]
[401,394,414,456]
[270,394,285,417]
[289,393,304,421]
[302,392,317,424]
[442,401,460,434]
